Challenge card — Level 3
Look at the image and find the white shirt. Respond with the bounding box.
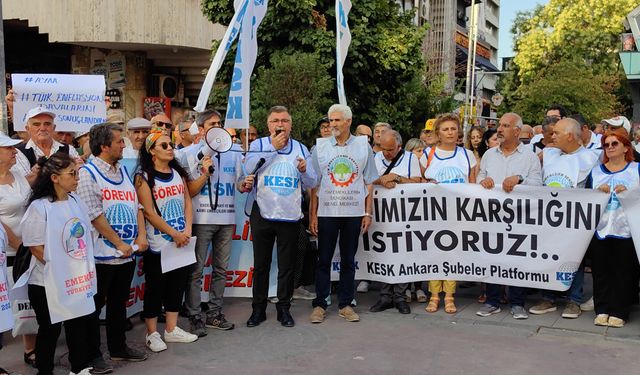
[374,150,420,178]
[0,172,30,256]
[478,143,542,186]
[12,139,80,177]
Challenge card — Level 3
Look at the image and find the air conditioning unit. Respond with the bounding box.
[152,74,179,100]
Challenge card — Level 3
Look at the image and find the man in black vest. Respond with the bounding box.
[12,107,80,184]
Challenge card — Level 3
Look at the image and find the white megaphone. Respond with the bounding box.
[197,127,234,159]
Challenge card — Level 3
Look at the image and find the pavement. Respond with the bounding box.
[2,275,640,375]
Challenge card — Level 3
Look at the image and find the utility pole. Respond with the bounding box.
[463,0,479,140]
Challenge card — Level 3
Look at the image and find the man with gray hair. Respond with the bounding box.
[475,112,542,320]
[372,122,392,152]
[309,104,378,324]
[176,109,243,336]
[529,117,599,319]
[78,122,149,371]
[369,129,421,314]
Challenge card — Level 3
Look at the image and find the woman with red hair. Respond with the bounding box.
[585,132,640,328]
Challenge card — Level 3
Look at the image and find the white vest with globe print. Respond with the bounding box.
[82,162,138,260]
[589,162,640,239]
[256,138,309,221]
[423,146,471,183]
[374,150,416,178]
[145,169,187,253]
[316,135,369,217]
[543,147,599,188]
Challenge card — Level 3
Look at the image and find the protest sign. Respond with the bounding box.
[12,74,107,131]
[618,186,640,262]
[349,184,609,291]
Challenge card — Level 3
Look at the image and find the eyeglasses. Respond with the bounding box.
[209,120,223,127]
[603,141,620,149]
[58,170,78,178]
[269,119,291,124]
[320,124,331,130]
[154,122,173,129]
[157,142,175,150]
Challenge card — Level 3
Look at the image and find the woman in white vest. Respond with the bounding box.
[586,132,640,328]
[21,153,96,375]
[419,114,477,314]
[134,130,198,352]
[0,131,37,368]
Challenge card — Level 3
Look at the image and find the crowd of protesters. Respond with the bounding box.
[1,100,639,375]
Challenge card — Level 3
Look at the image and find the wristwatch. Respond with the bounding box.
[395,175,401,183]
[517,175,524,184]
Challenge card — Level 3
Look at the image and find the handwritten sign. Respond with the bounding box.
[12,74,107,131]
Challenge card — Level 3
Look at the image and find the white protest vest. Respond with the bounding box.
[374,150,415,178]
[83,162,138,260]
[0,228,13,333]
[316,135,369,217]
[256,138,308,221]
[586,132,602,150]
[145,170,187,252]
[41,196,97,324]
[423,146,471,183]
[543,147,599,188]
[590,162,640,239]
[190,144,239,225]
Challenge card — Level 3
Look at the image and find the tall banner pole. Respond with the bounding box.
[336,0,352,105]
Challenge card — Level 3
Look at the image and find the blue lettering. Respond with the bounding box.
[227,96,243,119]
[264,175,275,186]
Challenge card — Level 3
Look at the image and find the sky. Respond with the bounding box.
[498,0,549,59]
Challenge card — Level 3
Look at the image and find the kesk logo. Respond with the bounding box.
[434,166,467,184]
[328,156,358,187]
[544,173,573,188]
[157,199,186,242]
[556,262,579,287]
[263,161,299,196]
[606,179,629,211]
[103,203,138,248]
[62,218,89,260]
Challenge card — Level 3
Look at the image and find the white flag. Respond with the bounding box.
[336,0,352,105]
[194,0,250,112]
[225,0,269,129]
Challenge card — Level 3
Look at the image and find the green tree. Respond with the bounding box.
[512,59,616,124]
[200,0,436,140]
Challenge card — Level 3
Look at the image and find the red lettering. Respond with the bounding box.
[232,224,241,240]
[225,271,233,288]
[203,274,212,291]
[232,270,247,287]
[247,267,254,287]
[242,220,250,241]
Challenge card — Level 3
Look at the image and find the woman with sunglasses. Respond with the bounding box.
[586,132,640,328]
[21,153,97,375]
[135,130,197,352]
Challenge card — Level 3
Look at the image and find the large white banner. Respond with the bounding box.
[352,184,610,291]
[225,0,269,129]
[12,74,107,131]
[618,186,640,262]
[336,0,352,105]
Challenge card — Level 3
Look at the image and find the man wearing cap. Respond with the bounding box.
[150,114,174,136]
[122,118,152,160]
[175,109,243,337]
[529,117,599,319]
[420,120,437,147]
[369,130,421,315]
[78,123,149,372]
[13,107,80,184]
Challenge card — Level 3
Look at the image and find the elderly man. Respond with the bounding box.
[177,120,194,149]
[369,130,421,314]
[150,113,173,136]
[242,106,317,328]
[475,113,542,319]
[13,107,81,184]
[529,117,599,319]
[239,124,259,152]
[355,124,373,145]
[420,120,438,147]
[309,104,378,324]
[372,122,392,152]
[122,118,151,159]
[78,123,149,372]
[175,109,244,336]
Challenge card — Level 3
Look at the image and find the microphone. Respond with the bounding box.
[250,158,266,175]
[197,146,215,174]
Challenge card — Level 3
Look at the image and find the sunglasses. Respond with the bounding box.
[156,142,175,150]
[154,121,173,129]
[58,169,78,178]
[603,141,620,149]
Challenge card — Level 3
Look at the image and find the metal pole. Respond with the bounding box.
[462,0,476,130]
[0,3,8,135]
[469,2,479,130]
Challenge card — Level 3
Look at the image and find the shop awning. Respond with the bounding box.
[456,45,499,72]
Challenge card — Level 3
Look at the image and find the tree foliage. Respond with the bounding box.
[200,0,449,140]
[512,59,616,124]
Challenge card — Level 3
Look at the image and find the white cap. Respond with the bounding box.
[26,107,56,121]
[0,132,22,147]
[127,117,152,130]
[602,116,631,133]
